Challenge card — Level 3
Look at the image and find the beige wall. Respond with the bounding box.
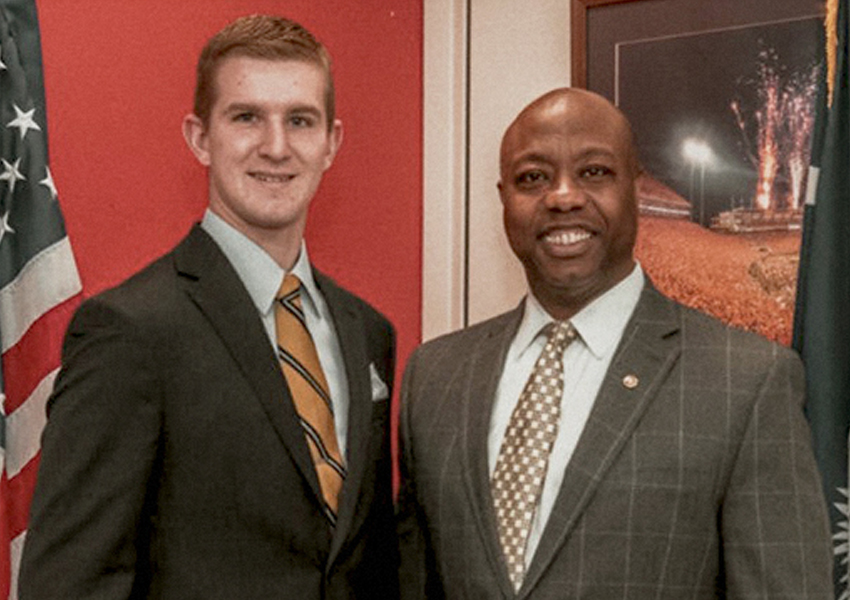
[424,0,571,339]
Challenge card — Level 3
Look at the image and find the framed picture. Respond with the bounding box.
[571,0,825,344]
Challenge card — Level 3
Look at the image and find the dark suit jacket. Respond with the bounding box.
[397,284,832,599]
[19,226,398,599]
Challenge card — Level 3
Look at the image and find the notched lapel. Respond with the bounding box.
[312,273,376,561]
[522,286,682,596]
[173,227,323,503]
[460,308,524,598]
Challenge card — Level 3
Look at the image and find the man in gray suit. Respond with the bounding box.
[21,15,397,598]
[397,88,832,598]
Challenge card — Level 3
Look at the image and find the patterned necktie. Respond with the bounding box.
[491,320,576,591]
[275,274,346,526]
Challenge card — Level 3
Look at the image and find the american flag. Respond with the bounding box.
[0,1,82,598]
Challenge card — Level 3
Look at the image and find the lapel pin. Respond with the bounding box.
[622,374,639,390]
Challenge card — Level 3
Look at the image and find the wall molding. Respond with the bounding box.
[422,0,469,341]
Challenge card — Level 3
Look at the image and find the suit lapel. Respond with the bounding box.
[173,226,323,504]
[521,286,682,597]
[314,272,374,561]
[461,306,524,598]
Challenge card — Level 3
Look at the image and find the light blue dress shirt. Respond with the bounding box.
[488,264,645,567]
[201,210,351,456]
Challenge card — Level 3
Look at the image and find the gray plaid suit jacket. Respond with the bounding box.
[397,283,832,599]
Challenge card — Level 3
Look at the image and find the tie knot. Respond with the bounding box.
[546,320,576,350]
[277,273,302,301]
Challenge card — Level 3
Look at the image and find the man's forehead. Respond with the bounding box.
[518,96,622,134]
[503,96,629,159]
[215,54,321,77]
[504,115,624,156]
[212,57,327,103]
[212,56,328,91]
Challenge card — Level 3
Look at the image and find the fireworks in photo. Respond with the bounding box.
[730,47,819,214]
[616,16,823,344]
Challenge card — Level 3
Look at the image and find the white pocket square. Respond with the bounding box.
[369,363,389,401]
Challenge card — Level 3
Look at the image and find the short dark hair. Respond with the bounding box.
[193,14,335,129]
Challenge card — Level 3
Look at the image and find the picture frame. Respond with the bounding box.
[571,0,824,93]
[570,0,825,345]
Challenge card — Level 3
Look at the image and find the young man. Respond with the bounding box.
[20,15,397,599]
[397,88,832,598]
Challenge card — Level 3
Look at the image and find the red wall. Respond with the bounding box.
[36,1,423,384]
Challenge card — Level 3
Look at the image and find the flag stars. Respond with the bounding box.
[7,104,41,140]
[40,166,58,200]
[0,210,14,246]
[0,157,25,194]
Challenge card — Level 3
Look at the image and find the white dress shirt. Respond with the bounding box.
[201,210,351,456]
[488,264,645,566]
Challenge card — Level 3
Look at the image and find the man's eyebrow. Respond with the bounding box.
[511,152,552,167]
[222,102,262,114]
[574,147,618,162]
[287,104,324,117]
[220,103,324,117]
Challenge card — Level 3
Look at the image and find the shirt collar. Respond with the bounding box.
[517,264,645,359]
[288,243,322,321]
[200,209,321,319]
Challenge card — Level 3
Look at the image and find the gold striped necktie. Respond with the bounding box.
[275,274,346,525]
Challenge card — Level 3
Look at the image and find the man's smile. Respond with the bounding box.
[538,225,597,257]
[248,171,296,184]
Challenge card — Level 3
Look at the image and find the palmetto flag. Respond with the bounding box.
[793,0,850,596]
[0,0,82,598]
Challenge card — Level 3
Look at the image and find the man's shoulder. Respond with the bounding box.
[90,238,187,307]
[411,308,520,364]
[313,269,393,333]
[647,287,799,363]
[73,229,211,332]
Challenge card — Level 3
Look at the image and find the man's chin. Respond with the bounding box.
[527,268,623,314]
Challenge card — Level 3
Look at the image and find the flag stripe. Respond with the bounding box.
[8,530,25,600]
[0,237,81,354]
[0,474,9,600]
[2,297,75,415]
[5,369,56,478]
[6,456,38,541]
[0,1,82,595]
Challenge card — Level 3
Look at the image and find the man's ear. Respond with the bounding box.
[323,118,344,171]
[497,180,506,204]
[182,114,211,167]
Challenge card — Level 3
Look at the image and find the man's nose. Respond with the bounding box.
[259,120,291,160]
[544,175,585,211]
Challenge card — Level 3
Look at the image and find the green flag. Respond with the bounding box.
[793,0,850,595]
